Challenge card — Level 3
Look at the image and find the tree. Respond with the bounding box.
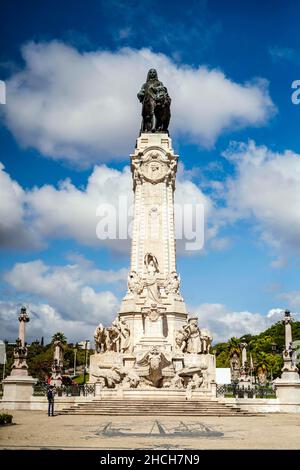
[51,332,67,344]
[212,321,300,381]
[228,337,241,358]
[255,352,269,385]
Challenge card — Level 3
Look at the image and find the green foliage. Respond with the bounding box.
[212,321,300,380]
[73,373,90,384]
[51,332,67,344]
[2,338,94,381]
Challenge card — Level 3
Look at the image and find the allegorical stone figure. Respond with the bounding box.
[116,317,132,353]
[137,68,171,133]
[127,270,144,296]
[94,323,109,353]
[184,317,202,354]
[144,252,161,305]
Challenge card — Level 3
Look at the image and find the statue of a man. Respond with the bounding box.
[137,68,171,133]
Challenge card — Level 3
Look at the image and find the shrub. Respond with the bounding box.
[0,413,13,425]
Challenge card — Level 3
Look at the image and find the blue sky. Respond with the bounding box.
[1,0,300,343]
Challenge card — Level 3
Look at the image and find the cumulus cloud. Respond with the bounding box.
[27,164,133,249]
[2,298,293,345]
[4,41,275,167]
[278,292,300,310]
[0,161,217,253]
[3,257,125,326]
[222,140,300,257]
[0,163,40,249]
[0,300,96,344]
[191,303,299,343]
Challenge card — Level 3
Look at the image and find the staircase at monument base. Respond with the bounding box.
[59,399,257,416]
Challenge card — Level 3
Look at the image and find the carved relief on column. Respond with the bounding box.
[131,149,177,188]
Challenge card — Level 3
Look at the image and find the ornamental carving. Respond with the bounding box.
[132,150,177,186]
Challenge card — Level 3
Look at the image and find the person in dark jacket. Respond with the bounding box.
[47,386,55,416]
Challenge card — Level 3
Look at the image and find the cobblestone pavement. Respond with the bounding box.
[1,411,300,449]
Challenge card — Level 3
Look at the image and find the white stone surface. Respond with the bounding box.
[216,368,231,384]
[2,375,37,406]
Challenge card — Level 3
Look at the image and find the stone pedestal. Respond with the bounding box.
[2,306,37,408]
[274,359,300,404]
[274,381,300,404]
[2,376,37,405]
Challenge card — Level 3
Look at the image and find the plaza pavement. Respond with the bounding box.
[0,410,300,449]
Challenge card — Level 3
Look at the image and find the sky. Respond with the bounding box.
[1,0,300,344]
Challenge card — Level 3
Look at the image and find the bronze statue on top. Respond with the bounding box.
[137,68,171,133]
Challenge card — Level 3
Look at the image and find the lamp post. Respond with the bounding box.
[83,340,89,384]
[73,344,77,377]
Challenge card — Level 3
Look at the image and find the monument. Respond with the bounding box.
[274,310,300,404]
[49,340,64,387]
[89,69,215,397]
[2,307,37,407]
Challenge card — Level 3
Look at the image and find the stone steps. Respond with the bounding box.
[59,399,257,416]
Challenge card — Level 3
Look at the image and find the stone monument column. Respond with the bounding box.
[119,131,188,351]
[274,309,300,409]
[238,341,252,394]
[280,310,299,381]
[50,341,64,387]
[284,310,293,351]
[1,307,37,409]
[11,307,30,377]
[18,306,29,347]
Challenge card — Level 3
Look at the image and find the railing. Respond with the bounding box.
[33,382,95,397]
[216,383,276,399]
[33,381,48,396]
[56,384,95,397]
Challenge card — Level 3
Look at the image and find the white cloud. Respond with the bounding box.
[0,163,40,248]
[0,301,95,344]
[279,292,300,310]
[0,161,219,253]
[189,303,300,343]
[4,257,124,326]
[266,308,286,319]
[222,140,300,257]
[27,164,133,249]
[4,41,275,167]
[2,298,294,346]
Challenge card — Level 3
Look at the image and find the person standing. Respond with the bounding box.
[47,385,55,417]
